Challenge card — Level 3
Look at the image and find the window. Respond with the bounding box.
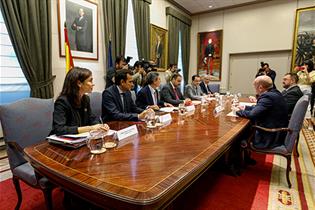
[177,31,184,92]
[0,11,30,105]
[124,0,139,66]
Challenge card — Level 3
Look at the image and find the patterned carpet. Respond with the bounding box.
[266,121,315,210]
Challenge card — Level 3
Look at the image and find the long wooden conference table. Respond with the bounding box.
[25,101,250,209]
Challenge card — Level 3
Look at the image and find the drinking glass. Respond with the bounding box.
[87,130,106,154]
[178,103,186,115]
[145,111,156,128]
[104,131,117,149]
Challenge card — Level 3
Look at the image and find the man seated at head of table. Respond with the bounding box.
[52,67,109,136]
[102,69,152,121]
[160,73,191,106]
[136,72,173,110]
[237,75,288,150]
[184,74,204,100]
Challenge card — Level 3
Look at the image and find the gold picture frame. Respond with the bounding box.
[150,24,168,70]
[291,6,315,70]
[197,30,223,81]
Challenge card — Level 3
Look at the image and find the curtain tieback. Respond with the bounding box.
[30,75,56,89]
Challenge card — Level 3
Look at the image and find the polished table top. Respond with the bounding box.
[24,101,249,209]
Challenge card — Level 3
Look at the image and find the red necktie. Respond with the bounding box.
[173,88,179,100]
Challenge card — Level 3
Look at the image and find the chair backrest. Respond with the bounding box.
[284,95,309,152]
[89,92,102,118]
[208,84,220,93]
[0,98,54,169]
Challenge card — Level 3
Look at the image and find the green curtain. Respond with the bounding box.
[0,0,55,98]
[168,16,180,66]
[103,0,128,66]
[167,7,191,85]
[132,0,151,61]
[180,23,190,85]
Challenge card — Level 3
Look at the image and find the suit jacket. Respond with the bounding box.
[199,82,212,95]
[136,85,164,109]
[237,88,288,149]
[160,82,185,106]
[52,95,98,136]
[102,85,144,121]
[282,85,303,116]
[185,84,203,100]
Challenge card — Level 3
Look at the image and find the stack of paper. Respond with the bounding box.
[47,132,89,148]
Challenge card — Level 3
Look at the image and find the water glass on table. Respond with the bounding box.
[178,103,186,115]
[87,130,106,154]
[145,111,156,128]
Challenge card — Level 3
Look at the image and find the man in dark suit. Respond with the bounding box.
[237,75,288,149]
[71,8,88,51]
[102,69,152,121]
[200,74,213,95]
[160,73,190,106]
[136,72,172,110]
[282,73,303,117]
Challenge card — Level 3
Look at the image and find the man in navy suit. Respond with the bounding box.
[160,73,190,106]
[136,72,173,110]
[237,75,288,149]
[102,69,152,121]
[200,74,213,95]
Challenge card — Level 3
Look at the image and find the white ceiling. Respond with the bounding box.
[172,0,271,14]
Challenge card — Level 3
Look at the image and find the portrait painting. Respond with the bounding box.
[58,0,98,60]
[150,24,168,70]
[197,30,223,81]
[291,6,315,70]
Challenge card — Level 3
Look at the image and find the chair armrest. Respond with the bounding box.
[6,141,24,153]
[252,125,292,134]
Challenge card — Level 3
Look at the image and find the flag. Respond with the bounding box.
[108,34,113,68]
[64,22,74,72]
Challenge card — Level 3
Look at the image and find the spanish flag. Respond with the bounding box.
[64,22,74,72]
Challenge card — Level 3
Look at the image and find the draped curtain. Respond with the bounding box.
[102,0,128,67]
[0,0,55,98]
[166,7,191,85]
[132,0,151,61]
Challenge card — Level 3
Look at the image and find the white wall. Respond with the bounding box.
[150,0,187,30]
[189,0,315,91]
[51,0,106,99]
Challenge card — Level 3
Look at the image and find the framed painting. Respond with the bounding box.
[197,30,223,81]
[58,0,98,60]
[150,24,168,70]
[291,6,315,70]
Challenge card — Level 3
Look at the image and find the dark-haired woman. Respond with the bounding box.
[52,67,109,135]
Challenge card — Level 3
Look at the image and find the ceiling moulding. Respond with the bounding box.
[191,0,273,16]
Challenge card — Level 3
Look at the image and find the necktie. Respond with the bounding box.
[173,88,179,100]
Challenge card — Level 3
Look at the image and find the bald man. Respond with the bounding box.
[237,75,288,149]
